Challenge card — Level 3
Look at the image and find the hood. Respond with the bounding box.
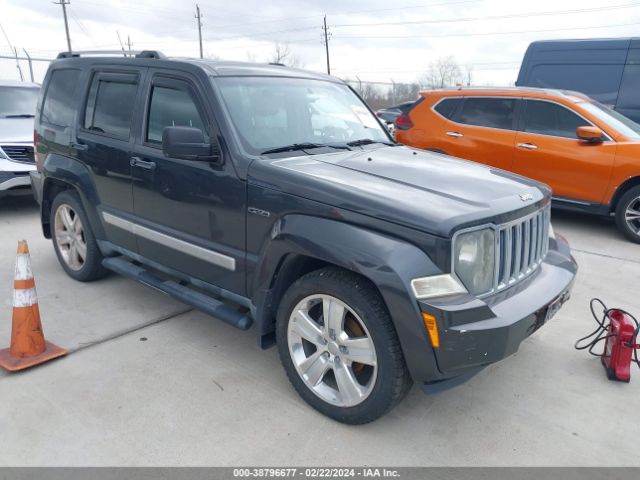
[0,118,34,144]
[248,146,549,237]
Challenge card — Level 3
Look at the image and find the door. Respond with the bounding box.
[130,71,246,295]
[76,68,146,252]
[443,97,519,170]
[512,99,616,203]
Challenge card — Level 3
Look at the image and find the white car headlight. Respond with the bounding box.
[453,228,495,296]
[411,274,467,299]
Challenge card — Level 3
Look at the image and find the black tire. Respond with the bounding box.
[276,267,412,424]
[615,186,640,244]
[50,190,108,281]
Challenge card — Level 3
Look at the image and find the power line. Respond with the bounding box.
[333,1,640,27]
[332,21,640,40]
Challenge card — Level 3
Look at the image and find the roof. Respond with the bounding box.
[419,86,591,102]
[0,80,40,88]
[52,51,339,83]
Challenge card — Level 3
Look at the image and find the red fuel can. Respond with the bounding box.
[602,310,639,382]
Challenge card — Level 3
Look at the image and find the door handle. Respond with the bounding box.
[446,131,464,138]
[70,142,88,151]
[517,142,538,150]
[130,157,156,170]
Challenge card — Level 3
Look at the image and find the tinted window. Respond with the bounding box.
[147,85,207,143]
[0,87,39,118]
[528,64,624,106]
[41,69,80,127]
[434,98,461,120]
[522,100,588,139]
[458,98,516,130]
[85,75,138,139]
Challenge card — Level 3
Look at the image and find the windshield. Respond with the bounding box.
[215,76,390,155]
[0,87,39,118]
[579,101,640,139]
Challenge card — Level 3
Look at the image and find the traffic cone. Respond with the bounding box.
[0,240,66,372]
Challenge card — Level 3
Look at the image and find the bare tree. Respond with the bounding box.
[421,55,462,89]
[268,42,304,68]
[463,64,474,86]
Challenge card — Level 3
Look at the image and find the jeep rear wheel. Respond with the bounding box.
[51,190,108,281]
[276,267,412,424]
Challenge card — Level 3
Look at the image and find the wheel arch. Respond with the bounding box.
[251,214,443,382]
[40,154,104,240]
[610,176,640,212]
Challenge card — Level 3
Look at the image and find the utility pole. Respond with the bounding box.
[322,15,331,75]
[126,35,132,55]
[195,4,203,59]
[54,0,72,53]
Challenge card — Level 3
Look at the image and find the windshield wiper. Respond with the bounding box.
[261,142,351,155]
[4,114,35,118]
[346,139,396,147]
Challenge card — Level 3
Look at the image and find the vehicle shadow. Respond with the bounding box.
[0,195,39,215]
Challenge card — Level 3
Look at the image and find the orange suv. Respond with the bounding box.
[395,87,640,243]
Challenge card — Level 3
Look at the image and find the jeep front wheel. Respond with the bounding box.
[276,267,411,424]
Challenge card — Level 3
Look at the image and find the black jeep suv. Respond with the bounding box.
[31,51,576,424]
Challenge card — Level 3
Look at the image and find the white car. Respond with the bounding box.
[0,80,39,197]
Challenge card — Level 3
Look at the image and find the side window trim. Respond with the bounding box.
[518,98,613,142]
[80,70,141,142]
[142,74,211,149]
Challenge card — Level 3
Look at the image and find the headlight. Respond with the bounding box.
[453,228,495,296]
[0,147,8,160]
[411,274,467,299]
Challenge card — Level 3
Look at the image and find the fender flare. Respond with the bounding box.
[40,153,106,240]
[252,214,443,381]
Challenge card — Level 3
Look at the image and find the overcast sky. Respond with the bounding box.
[1,0,639,86]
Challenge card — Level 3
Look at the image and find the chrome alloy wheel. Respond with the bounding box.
[287,294,378,407]
[625,195,640,235]
[54,203,87,271]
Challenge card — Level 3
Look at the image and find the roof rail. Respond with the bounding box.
[56,50,166,59]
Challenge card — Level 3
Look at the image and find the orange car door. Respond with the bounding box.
[512,100,616,203]
[443,97,518,170]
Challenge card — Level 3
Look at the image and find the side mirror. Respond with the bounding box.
[162,126,221,162]
[576,126,604,143]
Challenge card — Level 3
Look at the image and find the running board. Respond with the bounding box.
[102,257,253,330]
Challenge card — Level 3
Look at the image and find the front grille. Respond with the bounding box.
[496,206,550,290]
[1,145,35,163]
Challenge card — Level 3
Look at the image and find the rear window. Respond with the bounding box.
[458,97,516,130]
[41,69,80,127]
[84,73,138,139]
[433,98,461,120]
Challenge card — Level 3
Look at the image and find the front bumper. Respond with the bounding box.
[0,156,36,195]
[417,235,576,390]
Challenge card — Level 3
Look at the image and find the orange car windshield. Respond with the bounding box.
[580,101,640,139]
